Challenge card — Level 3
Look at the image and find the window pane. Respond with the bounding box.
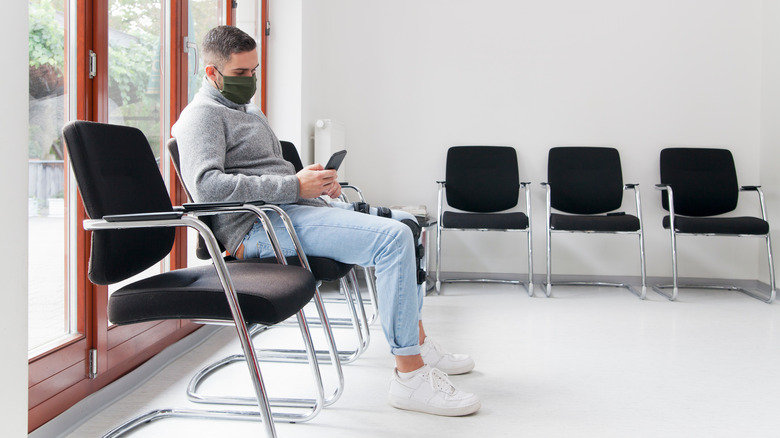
[235,0,262,104]
[28,0,77,356]
[106,0,167,295]
[187,0,225,103]
[186,0,225,266]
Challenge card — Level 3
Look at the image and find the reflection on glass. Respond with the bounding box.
[28,0,73,356]
[188,0,225,103]
[106,0,166,298]
[108,0,164,158]
[186,0,226,266]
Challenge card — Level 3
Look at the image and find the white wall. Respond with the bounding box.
[276,0,769,279]
[2,2,29,435]
[267,0,305,159]
[761,0,780,283]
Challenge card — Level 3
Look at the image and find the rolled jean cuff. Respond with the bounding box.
[392,345,421,356]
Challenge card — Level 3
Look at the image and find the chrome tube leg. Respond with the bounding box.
[339,275,364,357]
[544,185,552,297]
[362,266,379,325]
[310,286,345,406]
[199,219,278,436]
[436,182,444,293]
[347,269,371,352]
[669,227,679,301]
[525,183,534,297]
[293,310,324,420]
[766,234,777,303]
[635,188,647,299]
[638,231,647,299]
[238,325,276,437]
[435,225,442,293]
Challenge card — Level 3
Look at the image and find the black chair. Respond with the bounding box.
[542,147,646,299]
[655,147,776,303]
[62,120,321,438]
[435,146,533,295]
[168,139,367,409]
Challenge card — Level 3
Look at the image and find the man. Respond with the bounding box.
[172,25,480,417]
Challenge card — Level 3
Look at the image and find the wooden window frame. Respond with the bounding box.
[28,0,269,431]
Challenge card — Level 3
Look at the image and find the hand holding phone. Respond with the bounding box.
[324,150,347,170]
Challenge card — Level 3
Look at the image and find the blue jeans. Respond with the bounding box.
[241,201,423,356]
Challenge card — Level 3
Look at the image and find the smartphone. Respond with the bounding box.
[324,150,347,170]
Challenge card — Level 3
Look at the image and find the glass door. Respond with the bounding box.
[105,0,169,292]
[182,0,227,266]
[28,0,78,358]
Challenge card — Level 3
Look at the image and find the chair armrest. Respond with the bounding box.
[624,183,638,189]
[655,184,670,191]
[739,186,769,221]
[338,184,365,203]
[520,181,531,188]
[181,200,265,211]
[540,182,549,186]
[103,211,184,222]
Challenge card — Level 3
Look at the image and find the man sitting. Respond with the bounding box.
[172,25,480,417]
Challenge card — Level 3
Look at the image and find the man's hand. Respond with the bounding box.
[297,164,341,199]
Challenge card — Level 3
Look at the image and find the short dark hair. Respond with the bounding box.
[202,25,257,69]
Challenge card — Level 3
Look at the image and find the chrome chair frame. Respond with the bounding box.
[95,205,322,438]
[167,136,364,411]
[184,203,352,409]
[541,182,647,299]
[435,180,534,296]
[653,184,776,303]
[183,180,378,410]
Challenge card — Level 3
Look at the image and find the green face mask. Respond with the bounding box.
[215,68,257,104]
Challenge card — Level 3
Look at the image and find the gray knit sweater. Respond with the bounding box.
[171,78,325,253]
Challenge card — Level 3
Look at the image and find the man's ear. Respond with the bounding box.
[204,64,219,83]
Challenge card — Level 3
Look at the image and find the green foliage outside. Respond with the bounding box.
[29,0,162,159]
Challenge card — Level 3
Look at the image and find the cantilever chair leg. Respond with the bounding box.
[542,175,647,299]
[187,264,377,409]
[105,309,323,438]
[653,233,777,304]
[98,216,324,438]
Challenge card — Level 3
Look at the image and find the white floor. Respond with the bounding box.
[64,282,780,438]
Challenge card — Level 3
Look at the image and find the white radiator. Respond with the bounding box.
[314,119,347,181]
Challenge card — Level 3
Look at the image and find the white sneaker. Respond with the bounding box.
[420,337,475,375]
[389,365,481,416]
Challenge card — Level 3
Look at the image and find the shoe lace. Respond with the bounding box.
[427,368,456,395]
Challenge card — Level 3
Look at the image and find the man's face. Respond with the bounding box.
[206,48,259,89]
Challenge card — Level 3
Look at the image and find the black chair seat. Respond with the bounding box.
[255,255,354,282]
[551,213,640,232]
[442,211,528,230]
[109,263,316,326]
[662,215,769,235]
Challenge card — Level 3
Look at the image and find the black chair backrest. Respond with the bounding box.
[167,138,227,260]
[167,138,195,202]
[445,146,519,213]
[62,120,175,285]
[659,148,739,216]
[280,141,304,172]
[547,147,624,215]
